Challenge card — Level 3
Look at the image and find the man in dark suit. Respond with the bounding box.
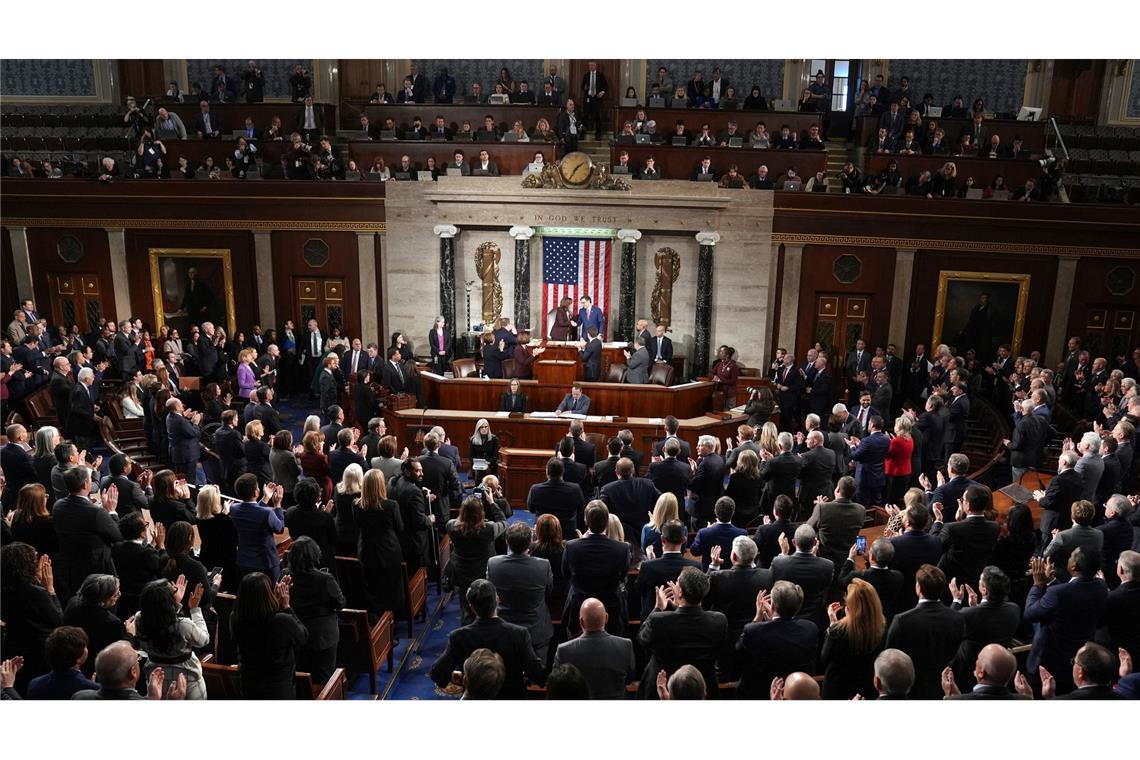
[318,407,344,455]
[948,566,1022,689]
[930,454,981,509]
[649,438,691,508]
[890,505,945,610]
[192,100,223,138]
[213,410,245,494]
[527,457,586,539]
[487,523,555,664]
[915,395,946,480]
[773,353,805,433]
[636,519,701,619]
[52,466,122,602]
[1034,451,1084,536]
[637,566,727,699]
[616,430,644,474]
[317,354,340,419]
[298,319,325,394]
[736,579,820,699]
[754,496,797,569]
[1,424,38,511]
[592,438,623,492]
[1025,548,1110,695]
[1050,643,1125,700]
[68,368,100,450]
[943,384,971,462]
[554,383,591,416]
[430,580,546,699]
[165,398,202,482]
[935,484,999,588]
[48,356,75,432]
[1004,398,1050,483]
[1043,500,1104,584]
[690,497,747,571]
[759,433,803,517]
[850,415,890,507]
[646,323,673,365]
[328,428,366,486]
[848,391,880,438]
[419,432,460,526]
[652,417,692,462]
[838,538,906,622]
[943,644,1028,700]
[770,524,835,631]
[705,534,773,679]
[845,339,872,401]
[553,437,591,503]
[806,357,833,422]
[552,598,636,699]
[600,458,660,556]
[797,430,838,517]
[556,99,582,154]
[688,436,726,526]
[562,503,630,636]
[576,328,602,381]
[580,61,609,140]
[806,476,866,571]
[885,564,965,699]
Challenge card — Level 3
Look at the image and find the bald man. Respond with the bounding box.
[552,597,635,699]
[72,641,186,700]
[773,671,821,700]
[942,644,1027,699]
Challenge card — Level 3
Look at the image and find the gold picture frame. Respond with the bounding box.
[932,270,1031,357]
[148,248,237,337]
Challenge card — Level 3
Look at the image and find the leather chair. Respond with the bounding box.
[605,363,628,383]
[450,357,477,378]
[649,364,674,387]
[501,358,515,378]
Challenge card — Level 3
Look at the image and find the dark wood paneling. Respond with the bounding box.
[124,230,256,334]
[1064,257,1140,360]
[1,228,17,322]
[611,145,826,182]
[118,60,167,101]
[339,60,389,101]
[906,251,1059,359]
[866,155,1042,190]
[24,228,115,324]
[271,231,361,339]
[794,245,896,360]
[1048,60,1106,123]
[614,107,822,138]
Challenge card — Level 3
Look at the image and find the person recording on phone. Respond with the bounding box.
[229,473,286,581]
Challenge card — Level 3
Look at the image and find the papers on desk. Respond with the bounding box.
[648,417,664,425]
[495,411,510,417]
[586,415,607,422]
[674,381,703,387]
[420,371,444,379]
[530,412,557,418]
[530,412,586,419]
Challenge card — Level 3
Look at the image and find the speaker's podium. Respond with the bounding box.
[535,359,578,386]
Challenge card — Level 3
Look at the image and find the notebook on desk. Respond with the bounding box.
[616,135,634,144]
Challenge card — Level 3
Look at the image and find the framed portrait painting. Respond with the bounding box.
[148,248,237,337]
[932,271,1030,362]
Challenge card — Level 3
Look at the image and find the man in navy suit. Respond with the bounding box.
[555,437,592,502]
[774,352,805,433]
[845,339,873,401]
[688,435,726,526]
[771,524,835,631]
[600,458,660,556]
[648,438,691,508]
[646,323,673,364]
[652,416,692,462]
[849,415,890,506]
[552,598,635,699]
[885,564,965,699]
[575,296,605,340]
[926,453,979,520]
[1,423,37,511]
[1033,451,1085,536]
[562,503,630,636]
[555,382,591,415]
[1025,547,1109,695]
[229,473,286,582]
[735,579,820,699]
[165,398,202,483]
[944,384,971,463]
[636,519,700,618]
[806,356,832,422]
[576,328,603,381]
[527,457,585,539]
[890,505,945,609]
[848,390,880,437]
[690,497,747,570]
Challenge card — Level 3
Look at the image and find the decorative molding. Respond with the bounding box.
[433,224,459,238]
[772,232,1140,259]
[2,217,386,232]
[695,231,721,246]
[616,228,642,244]
[508,225,535,240]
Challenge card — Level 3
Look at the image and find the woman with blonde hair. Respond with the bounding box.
[469,418,501,476]
[819,578,886,699]
[758,422,779,456]
[354,469,404,615]
[302,415,322,436]
[236,347,257,400]
[333,462,365,555]
[480,473,512,518]
[243,419,271,485]
[196,485,238,593]
[725,448,763,527]
[933,160,958,197]
[606,513,625,542]
[641,492,680,556]
[885,415,914,505]
[531,118,555,142]
[502,119,529,142]
[120,381,145,419]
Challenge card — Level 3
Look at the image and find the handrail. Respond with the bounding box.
[967,396,1011,483]
[1048,117,1071,161]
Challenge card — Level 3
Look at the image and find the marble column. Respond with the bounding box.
[104,228,132,321]
[509,225,534,330]
[7,227,33,303]
[357,232,378,342]
[758,243,781,364]
[252,231,275,329]
[434,224,459,356]
[776,244,804,357]
[1046,255,1080,365]
[616,228,642,341]
[693,231,720,378]
[888,248,916,352]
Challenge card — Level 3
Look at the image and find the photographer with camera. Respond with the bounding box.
[122,96,151,142]
[289,64,311,102]
[134,129,166,179]
[285,132,315,180]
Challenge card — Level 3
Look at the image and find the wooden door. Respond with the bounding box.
[339,59,389,100]
[295,277,347,335]
[814,294,870,401]
[1082,305,1138,364]
[568,59,618,103]
[48,272,104,333]
[117,60,166,101]
[1048,60,1106,123]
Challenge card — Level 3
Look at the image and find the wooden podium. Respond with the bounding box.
[535,359,578,386]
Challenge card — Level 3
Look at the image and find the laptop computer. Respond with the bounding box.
[671,136,687,146]
[772,99,792,111]
[621,98,638,107]
[392,171,411,180]
[612,165,630,174]
[1017,106,1042,122]
[446,167,464,177]
[379,130,397,141]
[463,95,481,104]
[647,97,666,108]
[344,170,361,181]
[782,180,802,191]
[634,133,651,144]
[880,185,899,195]
[487,94,509,104]
[502,133,519,143]
[402,131,422,140]
[991,190,1011,200]
[728,137,743,148]
[473,168,490,176]
[616,135,634,144]
[696,172,713,181]
[417,172,435,181]
[965,188,984,199]
[524,163,543,175]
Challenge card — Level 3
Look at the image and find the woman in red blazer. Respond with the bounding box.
[299,430,333,501]
[884,415,915,505]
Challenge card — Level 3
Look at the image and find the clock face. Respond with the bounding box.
[558,152,594,186]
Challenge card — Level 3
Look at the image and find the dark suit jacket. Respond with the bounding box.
[649,457,691,508]
[430,617,546,699]
[418,451,460,511]
[652,436,692,462]
[807,498,867,568]
[646,336,674,363]
[250,402,283,437]
[600,477,661,545]
[736,617,819,699]
[318,368,339,414]
[166,412,201,465]
[689,453,726,522]
[229,499,285,574]
[487,553,554,648]
[706,565,773,635]
[759,452,802,515]
[637,606,727,699]
[193,111,224,137]
[886,601,966,699]
[770,552,835,629]
[555,393,591,415]
[1025,577,1109,677]
[839,562,905,621]
[946,684,1029,700]
[951,599,1022,684]
[593,455,621,491]
[49,372,75,430]
[797,447,837,510]
[67,382,97,441]
[931,475,979,516]
[328,448,366,487]
[636,553,701,619]
[1009,413,1049,469]
[527,478,585,538]
[52,495,122,600]
[578,338,602,381]
[1,442,37,510]
[753,519,796,569]
[558,456,592,502]
[1097,580,1140,661]
[552,630,635,700]
[690,522,747,571]
[938,516,999,586]
[562,534,630,633]
[915,410,945,465]
[1038,469,1084,529]
[499,392,528,413]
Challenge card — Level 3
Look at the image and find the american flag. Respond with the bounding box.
[542,237,610,338]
